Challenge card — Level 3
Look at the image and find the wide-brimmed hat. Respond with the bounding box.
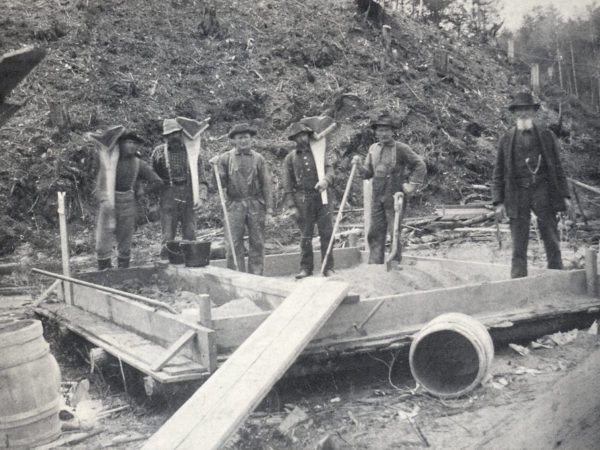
[228,123,257,139]
[118,130,144,143]
[286,122,313,140]
[508,92,540,111]
[370,112,399,130]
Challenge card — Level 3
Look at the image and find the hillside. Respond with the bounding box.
[1,0,599,257]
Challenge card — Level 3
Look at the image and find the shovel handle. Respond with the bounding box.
[212,162,239,271]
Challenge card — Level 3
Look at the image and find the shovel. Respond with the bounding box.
[211,161,239,271]
[386,191,405,272]
[176,117,210,208]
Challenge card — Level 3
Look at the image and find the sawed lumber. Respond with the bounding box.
[143,278,349,450]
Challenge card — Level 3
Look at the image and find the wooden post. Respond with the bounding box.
[547,65,554,81]
[198,294,212,328]
[507,39,514,64]
[570,40,579,97]
[57,192,72,305]
[557,47,564,90]
[585,248,598,297]
[363,180,372,252]
[531,63,540,94]
[381,25,392,70]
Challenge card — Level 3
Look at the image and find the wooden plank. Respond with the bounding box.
[569,178,600,196]
[33,280,60,307]
[34,304,209,383]
[71,284,216,371]
[151,330,197,372]
[143,278,349,450]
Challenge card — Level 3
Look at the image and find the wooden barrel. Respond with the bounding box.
[409,313,494,398]
[0,319,61,448]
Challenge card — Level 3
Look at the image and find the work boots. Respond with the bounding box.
[97,258,112,271]
[117,257,130,269]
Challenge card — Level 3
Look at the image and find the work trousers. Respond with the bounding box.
[294,192,334,273]
[509,182,563,278]
[95,191,137,261]
[226,198,266,275]
[367,195,405,264]
[160,185,196,245]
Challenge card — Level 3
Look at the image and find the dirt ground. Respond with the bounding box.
[2,238,600,449]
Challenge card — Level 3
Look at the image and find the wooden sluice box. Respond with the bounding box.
[34,247,600,385]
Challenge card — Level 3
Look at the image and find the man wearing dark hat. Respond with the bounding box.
[152,118,209,257]
[210,123,273,274]
[493,92,571,278]
[93,127,163,270]
[283,122,335,278]
[353,112,426,264]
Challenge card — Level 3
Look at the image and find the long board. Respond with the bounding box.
[143,278,349,450]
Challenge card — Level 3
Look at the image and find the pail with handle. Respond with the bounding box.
[181,240,211,268]
[166,240,185,265]
[409,313,494,398]
[0,319,61,448]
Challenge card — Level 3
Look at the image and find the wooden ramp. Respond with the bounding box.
[143,278,349,450]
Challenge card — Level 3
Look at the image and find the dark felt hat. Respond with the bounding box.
[286,122,313,140]
[118,130,144,143]
[228,123,257,139]
[508,92,540,111]
[370,112,399,129]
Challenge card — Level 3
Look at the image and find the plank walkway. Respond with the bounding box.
[143,277,349,450]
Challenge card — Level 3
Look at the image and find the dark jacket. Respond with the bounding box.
[282,147,334,209]
[492,123,569,218]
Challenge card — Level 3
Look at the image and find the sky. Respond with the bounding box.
[498,0,598,31]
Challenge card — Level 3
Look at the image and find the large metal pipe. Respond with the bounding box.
[31,268,178,315]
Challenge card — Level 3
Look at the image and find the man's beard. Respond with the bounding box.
[516,118,533,130]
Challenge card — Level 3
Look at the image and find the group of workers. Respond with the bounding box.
[93,91,571,280]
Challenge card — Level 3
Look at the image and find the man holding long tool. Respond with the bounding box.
[91,126,163,270]
[354,112,426,264]
[493,92,570,278]
[152,117,209,258]
[210,123,273,275]
[283,120,335,279]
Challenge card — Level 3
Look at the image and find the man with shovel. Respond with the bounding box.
[283,119,336,278]
[152,117,210,258]
[354,112,426,265]
[91,126,163,270]
[209,123,273,275]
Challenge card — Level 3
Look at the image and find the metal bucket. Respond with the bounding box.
[166,240,185,265]
[0,319,61,448]
[409,313,494,398]
[181,240,211,268]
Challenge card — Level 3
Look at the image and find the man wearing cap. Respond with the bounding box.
[493,92,570,278]
[94,128,163,270]
[152,119,209,256]
[210,123,273,275]
[353,112,426,264]
[283,122,335,278]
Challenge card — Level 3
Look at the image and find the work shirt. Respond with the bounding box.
[512,129,548,186]
[152,140,208,189]
[215,148,273,210]
[115,156,162,192]
[361,141,426,203]
[283,144,334,209]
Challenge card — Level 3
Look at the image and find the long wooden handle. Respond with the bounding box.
[31,268,179,314]
[212,163,239,271]
[320,162,358,275]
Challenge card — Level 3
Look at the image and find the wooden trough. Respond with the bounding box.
[33,247,600,385]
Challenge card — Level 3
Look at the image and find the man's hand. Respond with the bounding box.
[208,155,219,166]
[315,179,329,192]
[402,182,417,195]
[351,155,362,166]
[265,208,274,226]
[193,199,205,213]
[495,203,505,220]
[286,206,300,221]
